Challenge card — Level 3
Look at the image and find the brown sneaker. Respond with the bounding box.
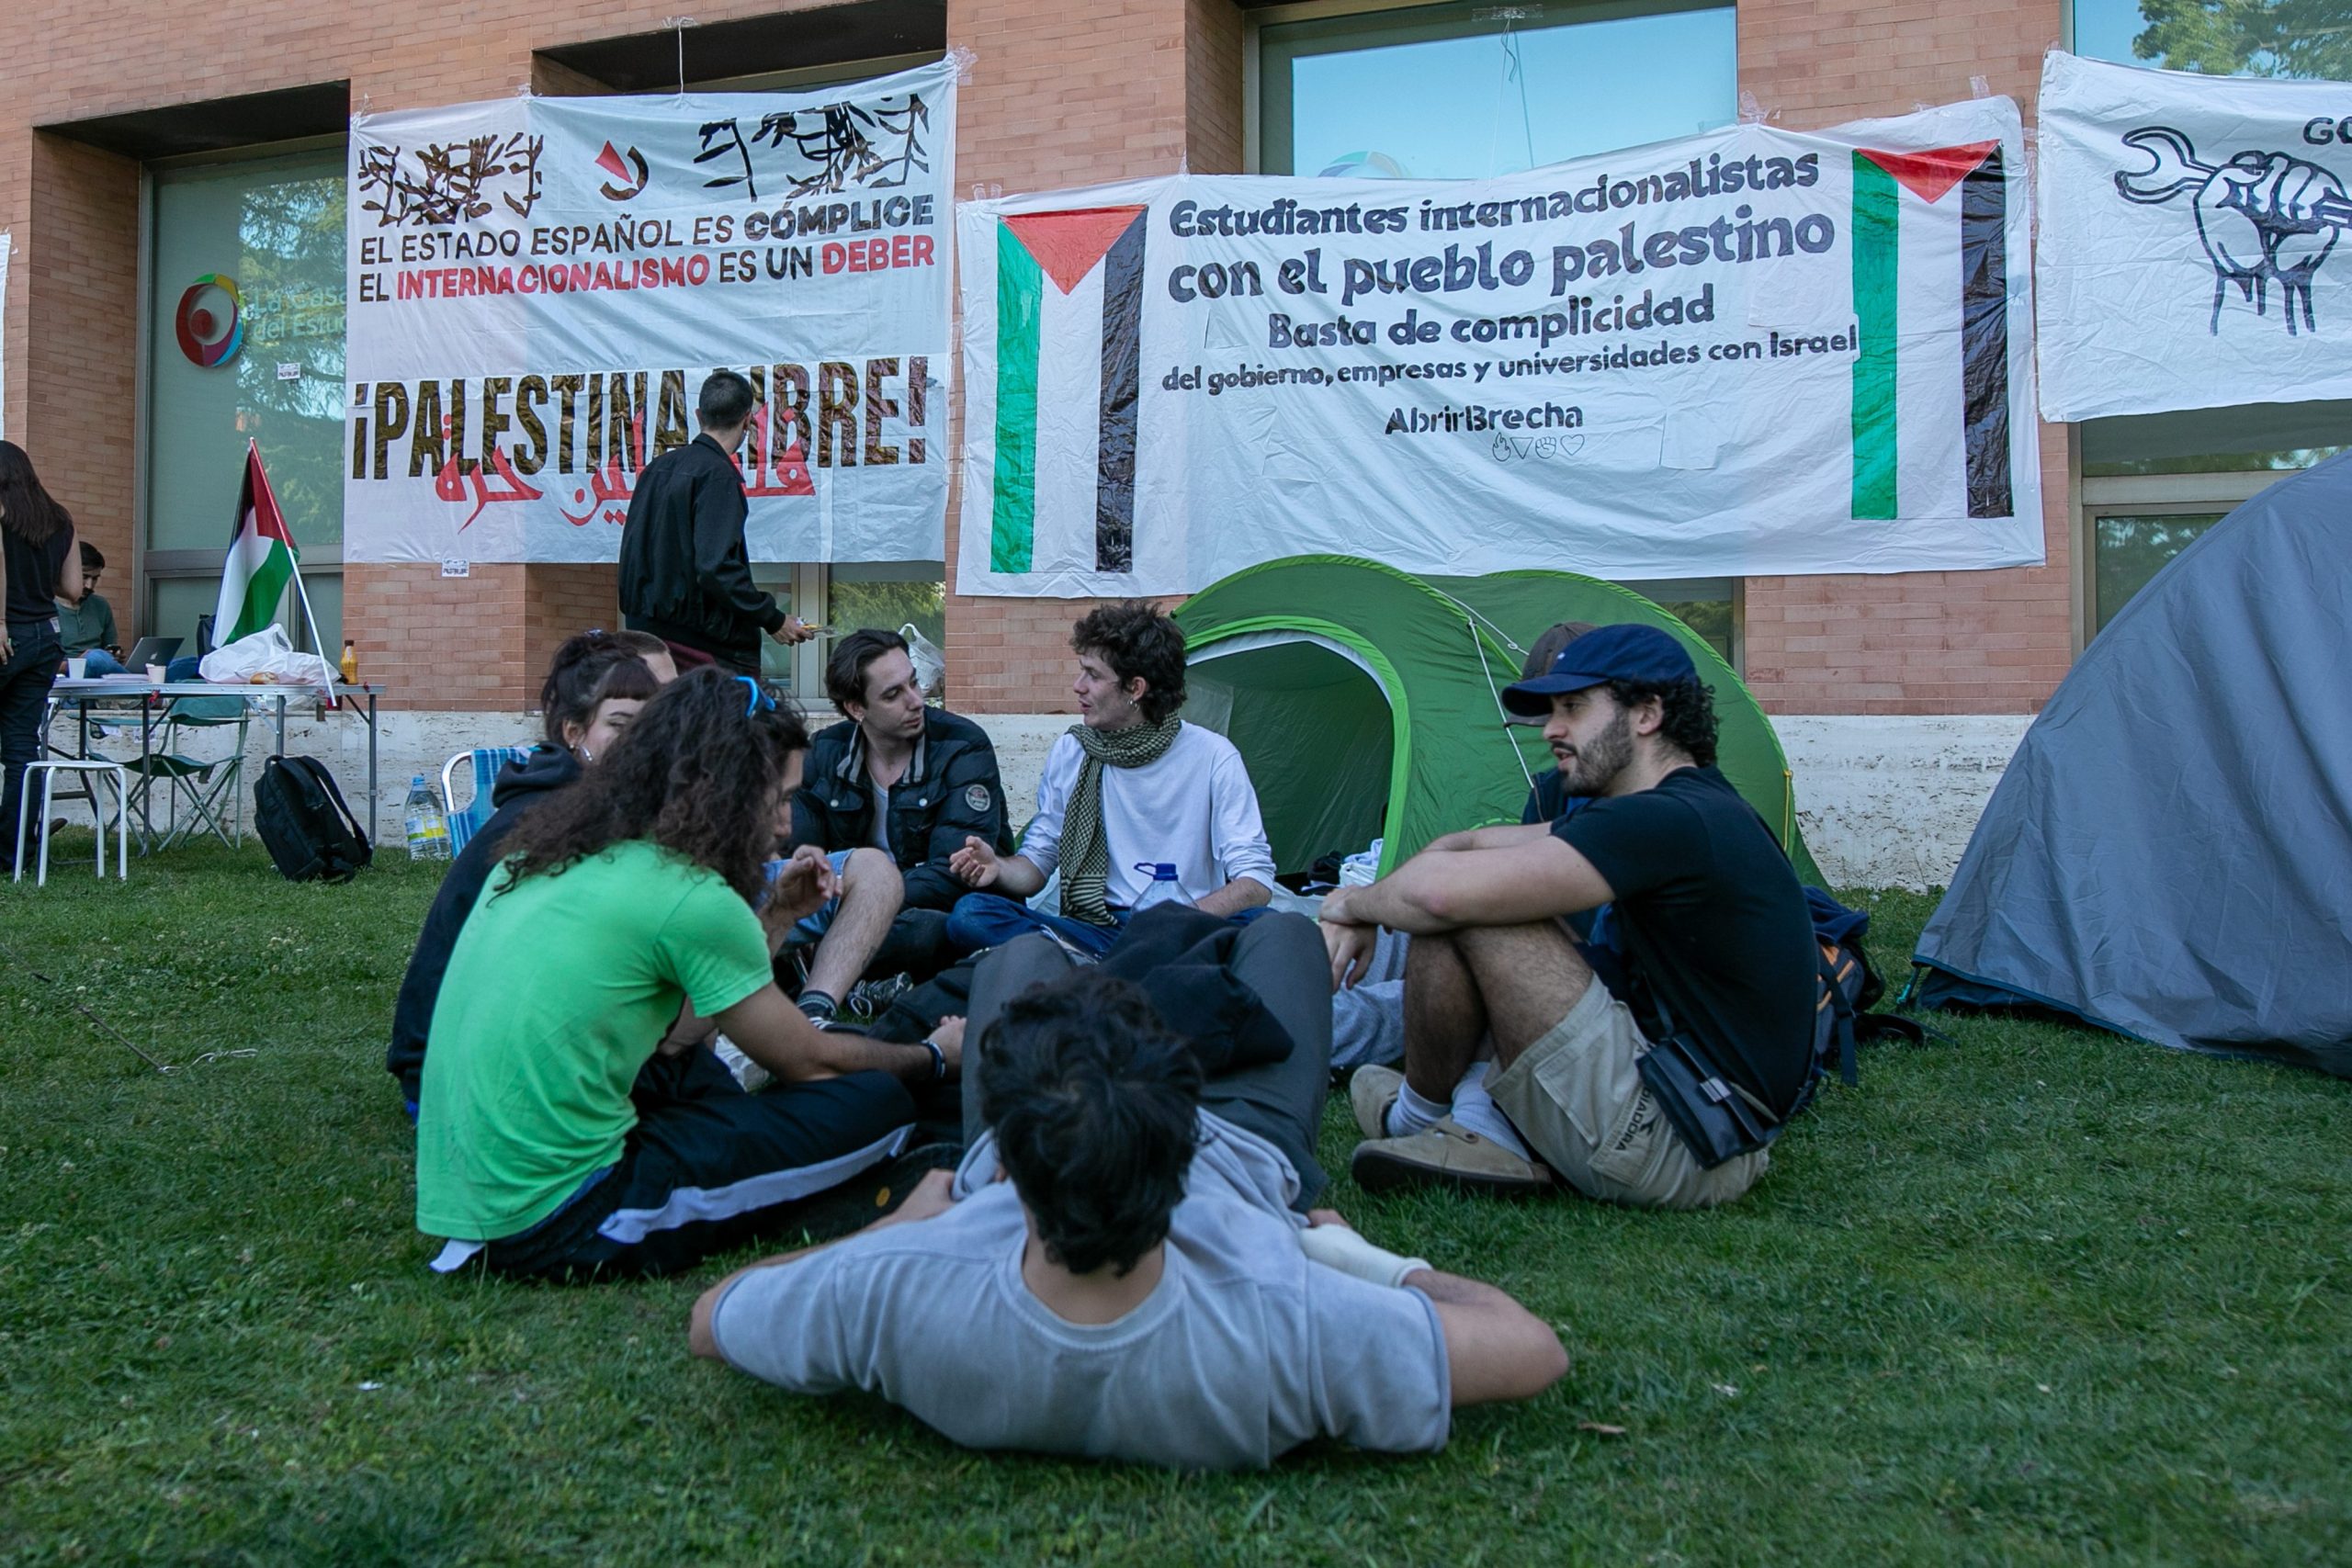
[1348,1066,1405,1138]
[1351,1118,1555,1197]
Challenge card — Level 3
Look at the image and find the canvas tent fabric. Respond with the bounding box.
[1176,557,1543,878]
[1173,556,1818,885]
[1912,454,2352,1077]
[1427,570,1824,886]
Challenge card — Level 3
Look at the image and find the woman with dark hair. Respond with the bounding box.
[0,443,83,872]
[386,629,668,1114]
[415,668,964,1281]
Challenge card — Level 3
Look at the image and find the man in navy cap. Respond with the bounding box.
[1319,624,1816,1207]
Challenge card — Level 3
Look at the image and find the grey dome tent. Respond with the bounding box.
[1912,453,2352,1077]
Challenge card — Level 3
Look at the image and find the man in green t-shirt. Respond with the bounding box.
[415,668,966,1281]
[56,543,121,673]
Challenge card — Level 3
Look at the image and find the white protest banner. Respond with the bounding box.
[345,60,954,565]
[956,98,2041,598]
[2039,51,2352,421]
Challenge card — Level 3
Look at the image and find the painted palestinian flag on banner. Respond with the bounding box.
[987,205,1148,575]
[1849,141,2013,522]
[214,440,300,645]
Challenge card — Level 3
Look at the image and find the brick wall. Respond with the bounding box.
[1,0,2089,716]
[20,136,140,634]
[1737,0,2073,713]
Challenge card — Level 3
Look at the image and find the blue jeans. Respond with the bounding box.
[79,649,127,677]
[945,892,1129,958]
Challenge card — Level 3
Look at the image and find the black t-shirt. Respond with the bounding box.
[3,524,71,624]
[1553,766,1817,1117]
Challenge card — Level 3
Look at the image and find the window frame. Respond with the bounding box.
[139,133,348,656]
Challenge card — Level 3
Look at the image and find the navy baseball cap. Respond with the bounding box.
[1501,623,1696,717]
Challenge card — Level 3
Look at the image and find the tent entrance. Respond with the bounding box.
[1189,631,1396,875]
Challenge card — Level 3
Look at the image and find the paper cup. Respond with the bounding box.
[65,655,86,679]
[145,664,168,683]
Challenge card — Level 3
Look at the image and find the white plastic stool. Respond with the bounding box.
[16,760,130,886]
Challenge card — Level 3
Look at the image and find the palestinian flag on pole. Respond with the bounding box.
[1849,141,2012,521]
[213,440,300,645]
[988,205,1148,574]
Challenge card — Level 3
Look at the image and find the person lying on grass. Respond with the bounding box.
[690,974,1566,1470]
[1327,624,1816,1208]
[413,668,964,1282]
[387,628,673,1118]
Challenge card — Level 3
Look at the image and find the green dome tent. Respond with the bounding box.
[1173,556,1820,885]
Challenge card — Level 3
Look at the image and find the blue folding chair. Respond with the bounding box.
[441,746,534,854]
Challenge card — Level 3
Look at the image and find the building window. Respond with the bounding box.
[144,142,346,652]
[751,561,946,695]
[2072,0,2352,78]
[2077,400,2350,633]
[1253,1,1741,664]
[1255,0,1736,181]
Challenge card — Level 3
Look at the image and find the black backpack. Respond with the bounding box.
[254,755,374,883]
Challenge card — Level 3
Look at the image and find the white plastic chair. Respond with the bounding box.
[15,759,130,886]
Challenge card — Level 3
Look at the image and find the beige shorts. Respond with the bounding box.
[1488,978,1768,1210]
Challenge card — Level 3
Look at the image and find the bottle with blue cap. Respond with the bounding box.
[1129,862,1189,912]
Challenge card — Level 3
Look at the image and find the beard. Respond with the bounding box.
[1555,709,1634,797]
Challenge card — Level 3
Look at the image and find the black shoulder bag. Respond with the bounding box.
[1633,988,1781,1169]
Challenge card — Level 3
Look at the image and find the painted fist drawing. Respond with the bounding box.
[2116,127,2352,336]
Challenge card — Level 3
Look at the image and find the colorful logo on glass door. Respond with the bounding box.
[175,275,243,367]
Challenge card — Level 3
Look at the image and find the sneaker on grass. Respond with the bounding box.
[1351,1118,1555,1197]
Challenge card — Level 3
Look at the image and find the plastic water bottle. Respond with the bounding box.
[1130,862,1189,912]
[404,774,450,861]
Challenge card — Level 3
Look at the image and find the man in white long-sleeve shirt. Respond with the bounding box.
[945,600,1276,957]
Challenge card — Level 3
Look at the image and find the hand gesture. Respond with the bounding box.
[1318,888,1375,990]
[763,844,839,925]
[948,834,1001,889]
[772,615,820,646]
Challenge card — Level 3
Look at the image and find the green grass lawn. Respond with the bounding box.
[3,843,2347,1565]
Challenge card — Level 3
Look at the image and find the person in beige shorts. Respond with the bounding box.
[1320,625,1816,1209]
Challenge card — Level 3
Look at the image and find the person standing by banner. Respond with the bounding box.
[0,442,82,873]
[619,371,816,676]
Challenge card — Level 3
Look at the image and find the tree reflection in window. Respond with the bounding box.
[232,173,346,548]
[2094,512,2225,632]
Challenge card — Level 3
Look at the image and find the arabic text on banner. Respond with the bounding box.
[956,97,2043,598]
[2038,51,2352,422]
[344,60,955,565]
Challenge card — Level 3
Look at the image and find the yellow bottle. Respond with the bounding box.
[339,640,358,685]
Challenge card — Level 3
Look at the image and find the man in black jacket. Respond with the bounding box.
[791,628,1014,987]
[618,370,815,674]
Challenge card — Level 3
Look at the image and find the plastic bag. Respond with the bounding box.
[199,626,336,687]
[902,623,946,697]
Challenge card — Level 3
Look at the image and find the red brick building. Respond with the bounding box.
[1,0,2331,735]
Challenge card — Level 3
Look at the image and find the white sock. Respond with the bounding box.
[1445,1063,1537,1163]
[1384,1079,1452,1138]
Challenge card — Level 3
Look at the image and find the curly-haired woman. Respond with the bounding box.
[414,668,964,1280]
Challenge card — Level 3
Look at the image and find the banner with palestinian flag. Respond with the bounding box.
[214,441,303,646]
[957,96,2041,597]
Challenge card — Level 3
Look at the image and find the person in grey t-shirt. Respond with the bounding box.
[690,971,1567,1471]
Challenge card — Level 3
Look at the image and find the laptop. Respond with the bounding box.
[123,635,182,670]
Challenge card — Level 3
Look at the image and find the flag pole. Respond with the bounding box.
[250,438,334,697]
